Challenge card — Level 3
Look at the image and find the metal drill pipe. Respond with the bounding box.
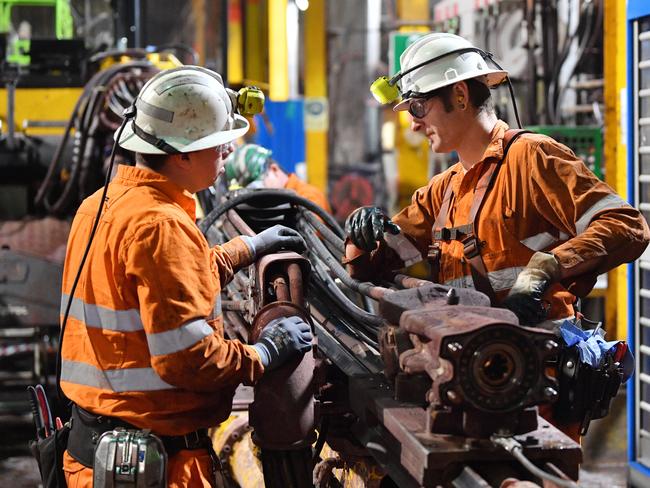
[272,275,291,302]
[287,263,304,307]
[393,273,433,289]
[227,209,256,237]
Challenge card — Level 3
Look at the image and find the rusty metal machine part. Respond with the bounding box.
[202,190,582,487]
[246,252,317,488]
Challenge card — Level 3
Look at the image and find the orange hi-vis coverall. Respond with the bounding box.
[285,173,332,213]
[61,165,264,487]
[345,120,650,324]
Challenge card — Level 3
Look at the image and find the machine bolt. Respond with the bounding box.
[543,387,558,400]
[544,340,558,352]
[446,288,460,305]
[447,342,462,353]
[446,390,460,404]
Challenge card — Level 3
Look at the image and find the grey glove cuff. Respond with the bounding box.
[242,235,257,259]
[252,343,270,367]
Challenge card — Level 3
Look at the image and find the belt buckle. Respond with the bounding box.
[184,430,201,449]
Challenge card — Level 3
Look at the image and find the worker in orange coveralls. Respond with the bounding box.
[344,33,650,441]
[60,67,312,487]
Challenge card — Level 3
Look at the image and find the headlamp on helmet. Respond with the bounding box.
[227,86,265,117]
[370,46,499,105]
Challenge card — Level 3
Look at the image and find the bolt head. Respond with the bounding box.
[544,387,558,400]
[544,340,558,351]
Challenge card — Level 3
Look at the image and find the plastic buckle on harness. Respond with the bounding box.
[462,235,481,258]
[427,242,441,260]
[183,430,201,449]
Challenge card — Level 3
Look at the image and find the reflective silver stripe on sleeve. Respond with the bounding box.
[575,194,630,234]
[214,294,222,316]
[61,293,143,332]
[520,232,558,251]
[444,266,524,292]
[146,318,214,356]
[61,360,175,392]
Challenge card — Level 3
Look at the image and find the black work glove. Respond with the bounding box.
[252,316,313,371]
[501,252,562,326]
[345,206,401,252]
[247,225,306,259]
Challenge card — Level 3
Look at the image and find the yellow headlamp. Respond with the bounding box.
[237,86,265,116]
[370,76,401,105]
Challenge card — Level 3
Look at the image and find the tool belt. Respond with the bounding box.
[428,129,530,304]
[67,404,213,468]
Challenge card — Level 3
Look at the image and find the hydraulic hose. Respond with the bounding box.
[199,189,344,239]
[491,436,578,488]
[298,221,392,302]
[35,61,154,214]
[308,253,384,332]
[298,209,344,252]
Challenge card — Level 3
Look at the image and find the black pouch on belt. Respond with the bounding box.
[29,422,71,488]
[67,404,136,467]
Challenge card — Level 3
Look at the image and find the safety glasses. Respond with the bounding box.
[218,143,235,158]
[407,96,435,119]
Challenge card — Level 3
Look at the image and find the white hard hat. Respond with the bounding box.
[117,66,249,154]
[394,33,507,111]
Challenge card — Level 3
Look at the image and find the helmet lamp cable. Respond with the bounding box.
[54,106,136,403]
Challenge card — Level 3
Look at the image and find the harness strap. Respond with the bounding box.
[428,129,531,303]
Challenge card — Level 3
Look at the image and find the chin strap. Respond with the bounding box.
[131,120,181,154]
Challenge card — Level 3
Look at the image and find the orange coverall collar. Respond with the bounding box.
[114,164,197,220]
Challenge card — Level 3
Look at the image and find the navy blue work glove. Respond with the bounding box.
[252,316,312,371]
[345,206,401,251]
[501,252,562,326]
[246,225,306,259]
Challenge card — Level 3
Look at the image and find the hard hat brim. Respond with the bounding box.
[117,114,250,155]
[393,70,508,112]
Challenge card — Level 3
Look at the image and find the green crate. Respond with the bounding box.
[525,125,603,180]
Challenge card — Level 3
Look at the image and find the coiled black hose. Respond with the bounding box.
[199,189,344,239]
[34,61,155,215]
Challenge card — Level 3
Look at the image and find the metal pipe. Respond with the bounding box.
[222,300,252,312]
[287,263,304,307]
[272,275,290,302]
[525,0,537,124]
[393,273,432,289]
[6,77,16,150]
[227,209,255,237]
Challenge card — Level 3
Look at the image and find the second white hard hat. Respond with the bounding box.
[118,66,249,154]
[393,33,507,111]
